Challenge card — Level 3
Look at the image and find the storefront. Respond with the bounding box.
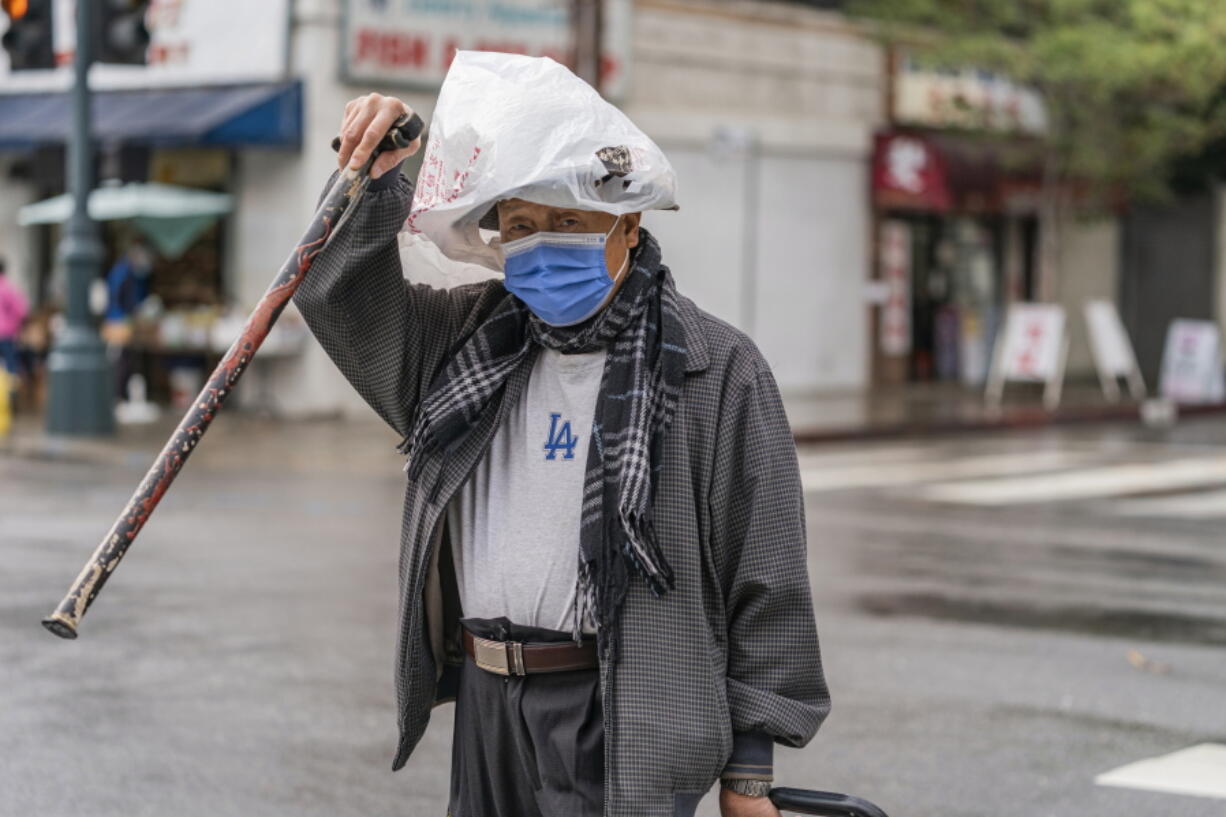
[0,0,299,408]
[870,58,1046,388]
[4,0,887,418]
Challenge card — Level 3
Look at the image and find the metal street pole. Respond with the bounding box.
[572,0,602,91]
[46,0,114,435]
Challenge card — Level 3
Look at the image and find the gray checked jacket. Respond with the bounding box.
[295,170,830,817]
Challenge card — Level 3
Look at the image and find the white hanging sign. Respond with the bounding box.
[878,220,912,357]
[0,0,291,90]
[341,0,633,99]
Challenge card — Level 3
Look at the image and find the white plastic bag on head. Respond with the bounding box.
[406,51,678,270]
[397,231,502,289]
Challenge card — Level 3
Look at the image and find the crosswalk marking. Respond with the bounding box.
[798,437,1226,518]
[796,444,933,470]
[1095,743,1226,800]
[1102,486,1226,519]
[799,449,1096,493]
[917,457,1226,506]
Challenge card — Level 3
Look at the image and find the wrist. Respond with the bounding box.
[368,160,405,191]
[721,778,773,798]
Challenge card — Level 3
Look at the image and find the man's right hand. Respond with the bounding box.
[337,93,423,179]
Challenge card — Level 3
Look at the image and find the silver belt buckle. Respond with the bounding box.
[473,636,527,676]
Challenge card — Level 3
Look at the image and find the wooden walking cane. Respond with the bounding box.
[42,113,425,640]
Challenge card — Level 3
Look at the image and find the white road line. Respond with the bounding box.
[796,444,935,470]
[917,457,1226,505]
[1105,487,1226,519]
[1095,743,1226,800]
[800,450,1097,493]
[811,506,1226,560]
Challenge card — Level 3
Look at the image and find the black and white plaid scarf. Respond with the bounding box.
[404,228,685,660]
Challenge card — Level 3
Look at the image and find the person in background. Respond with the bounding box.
[0,256,28,423]
[105,238,154,399]
[0,257,28,379]
[106,237,153,323]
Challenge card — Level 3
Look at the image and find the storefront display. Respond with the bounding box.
[0,0,299,410]
[872,129,1040,386]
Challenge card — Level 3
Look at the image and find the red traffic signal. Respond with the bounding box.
[2,0,29,20]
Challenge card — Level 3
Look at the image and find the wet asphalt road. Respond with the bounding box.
[2,415,1225,817]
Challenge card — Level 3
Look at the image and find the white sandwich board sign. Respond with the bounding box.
[1159,319,1225,404]
[986,303,1068,410]
[1083,300,1146,402]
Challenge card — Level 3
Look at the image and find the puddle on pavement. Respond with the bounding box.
[857,591,1226,646]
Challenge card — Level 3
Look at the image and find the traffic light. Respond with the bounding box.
[95,0,150,65]
[2,0,55,72]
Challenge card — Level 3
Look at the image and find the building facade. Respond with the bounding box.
[625,0,884,395]
[3,0,887,419]
[5,0,1144,422]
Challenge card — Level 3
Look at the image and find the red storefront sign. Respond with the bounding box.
[872,132,952,212]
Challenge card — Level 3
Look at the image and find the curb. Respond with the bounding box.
[7,401,1226,458]
[791,401,1226,444]
[0,419,166,467]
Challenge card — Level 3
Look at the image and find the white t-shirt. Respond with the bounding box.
[446,347,607,633]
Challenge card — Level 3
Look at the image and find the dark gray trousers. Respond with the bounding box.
[448,617,604,817]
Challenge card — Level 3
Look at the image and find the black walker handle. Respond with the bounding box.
[329,111,425,154]
[769,787,890,817]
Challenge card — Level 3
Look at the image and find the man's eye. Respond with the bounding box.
[558,218,580,229]
[508,224,531,232]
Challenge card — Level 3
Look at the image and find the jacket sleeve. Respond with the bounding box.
[293,168,493,438]
[709,357,831,780]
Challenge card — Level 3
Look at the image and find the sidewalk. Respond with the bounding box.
[4,380,1225,463]
[1,414,170,466]
[0,412,398,469]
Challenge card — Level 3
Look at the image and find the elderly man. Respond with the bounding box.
[296,57,829,817]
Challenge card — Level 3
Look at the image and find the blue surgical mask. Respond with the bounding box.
[501,217,627,327]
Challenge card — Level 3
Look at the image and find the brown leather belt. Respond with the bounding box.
[463,629,598,676]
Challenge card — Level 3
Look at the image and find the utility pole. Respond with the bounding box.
[571,0,602,92]
[46,0,113,435]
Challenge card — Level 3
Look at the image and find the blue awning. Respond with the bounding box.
[0,81,302,151]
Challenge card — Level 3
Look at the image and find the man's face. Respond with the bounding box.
[497,199,641,285]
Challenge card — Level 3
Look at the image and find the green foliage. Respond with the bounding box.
[851,0,1226,202]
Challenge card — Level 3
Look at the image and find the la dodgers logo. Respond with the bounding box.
[543,412,578,460]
